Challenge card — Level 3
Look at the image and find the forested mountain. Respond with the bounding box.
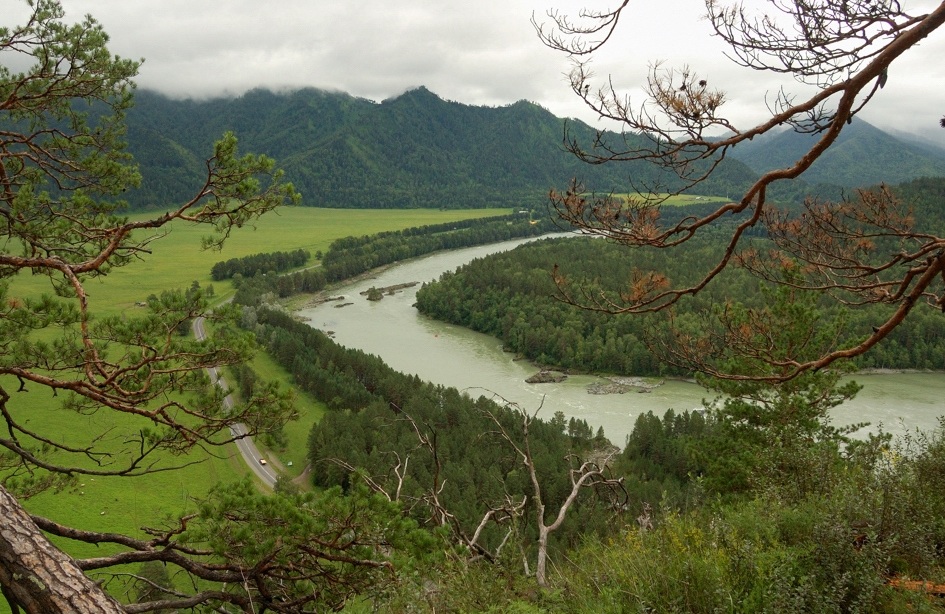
[123,87,757,209]
[122,88,945,212]
[728,118,945,187]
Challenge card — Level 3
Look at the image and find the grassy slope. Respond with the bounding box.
[8,207,507,572]
[615,193,731,206]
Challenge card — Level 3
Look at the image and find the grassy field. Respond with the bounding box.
[612,193,730,206]
[7,206,509,579]
[245,347,324,477]
[10,206,509,319]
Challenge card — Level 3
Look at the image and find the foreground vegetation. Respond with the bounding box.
[233,281,945,612]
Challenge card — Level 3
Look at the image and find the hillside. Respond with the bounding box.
[123,88,945,210]
[728,118,945,187]
[123,87,757,209]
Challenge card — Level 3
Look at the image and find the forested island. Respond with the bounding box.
[414,180,945,375]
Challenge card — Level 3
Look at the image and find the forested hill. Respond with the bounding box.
[727,118,945,188]
[123,87,757,209]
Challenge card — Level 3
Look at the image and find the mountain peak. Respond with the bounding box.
[383,86,441,104]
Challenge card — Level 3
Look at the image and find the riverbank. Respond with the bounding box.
[293,236,945,446]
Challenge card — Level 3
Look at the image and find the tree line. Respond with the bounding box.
[232,212,559,306]
[210,248,310,281]
[415,185,945,375]
[414,233,748,376]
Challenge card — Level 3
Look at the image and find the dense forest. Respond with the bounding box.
[123,87,759,210]
[211,249,310,281]
[244,308,616,556]
[415,177,945,375]
[234,276,945,612]
[116,87,945,211]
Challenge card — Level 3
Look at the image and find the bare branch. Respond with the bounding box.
[541,0,945,380]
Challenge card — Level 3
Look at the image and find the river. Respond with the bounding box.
[297,237,945,446]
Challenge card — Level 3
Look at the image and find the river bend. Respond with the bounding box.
[297,237,945,445]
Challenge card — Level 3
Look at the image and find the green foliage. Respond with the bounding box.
[559,419,945,613]
[616,408,708,511]
[211,248,310,280]
[121,87,757,209]
[379,542,566,613]
[186,479,438,611]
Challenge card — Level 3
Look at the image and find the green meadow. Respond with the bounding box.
[8,206,508,567]
[615,193,730,206]
[10,206,509,319]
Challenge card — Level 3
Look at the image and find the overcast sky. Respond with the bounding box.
[6,0,945,141]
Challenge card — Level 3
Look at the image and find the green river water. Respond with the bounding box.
[298,237,945,446]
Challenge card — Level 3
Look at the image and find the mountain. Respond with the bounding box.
[727,119,945,188]
[122,87,757,209]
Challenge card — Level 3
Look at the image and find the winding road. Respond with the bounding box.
[193,316,278,488]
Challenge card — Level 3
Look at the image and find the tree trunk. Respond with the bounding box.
[0,485,125,613]
[535,526,550,588]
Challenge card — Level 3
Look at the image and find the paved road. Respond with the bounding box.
[193,316,278,488]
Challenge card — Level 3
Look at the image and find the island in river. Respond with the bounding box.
[297,237,945,446]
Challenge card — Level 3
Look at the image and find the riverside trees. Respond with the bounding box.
[415,222,945,376]
[0,2,428,611]
[536,0,945,379]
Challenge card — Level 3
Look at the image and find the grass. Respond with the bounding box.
[613,193,730,206]
[9,206,509,319]
[3,373,245,553]
[240,348,327,477]
[4,206,509,604]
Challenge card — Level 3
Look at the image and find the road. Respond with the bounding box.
[193,316,278,488]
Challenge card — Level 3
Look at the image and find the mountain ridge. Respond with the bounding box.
[727,119,945,187]
[123,86,754,209]
[122,86,945,209]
